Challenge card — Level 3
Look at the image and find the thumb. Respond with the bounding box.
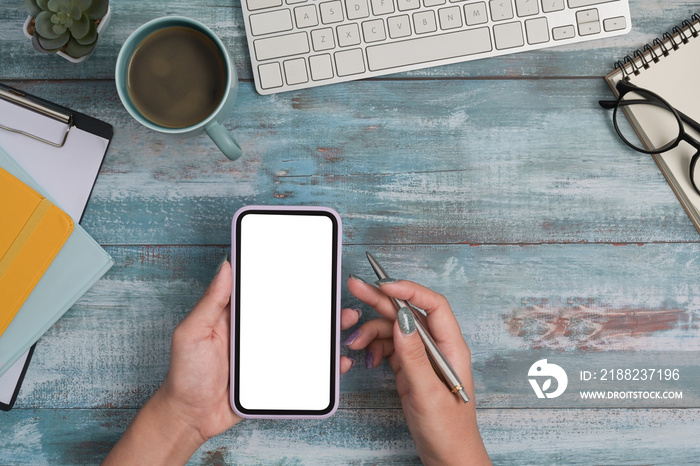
[184,260,233,328]
[393,307,436,393]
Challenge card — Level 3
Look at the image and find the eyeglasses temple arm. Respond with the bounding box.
[599,79,637,110]
[677,109,700,134]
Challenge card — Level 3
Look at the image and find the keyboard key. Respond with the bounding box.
[552,24,575,40]
[515,0,538,17]
[248,0,282,11]
[603,16,626,31]
[287,0,307,4]
[578,20,600,35]
[541,0,564,12]
[362,19,387,42]
[311,27,336,50]
[568,0,617,7]
[320,1,345,23]
[387,15,412,38]
[250,10,293,36]
[254,32,310,60]
[525,16,548,43]
[576,8,598,23]
[337,23,362,46]
[258,62,284,89]
[398,0,421,11]
[335,48,366,76]
[425,0,446,6]
[438,6,463,30]
[284,58,309,84]
[464,2,488,25]
[489,0,514,21]
[372,0,395,14]
[309,54,334,80]
[346,0,371,19]
[493,21,524,49]
[366,27,492,71]
[413,10,437,34]
[295,5,319,27]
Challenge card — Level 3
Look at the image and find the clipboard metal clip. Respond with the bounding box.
[0,87,73,148]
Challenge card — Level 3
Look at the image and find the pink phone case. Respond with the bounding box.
[230,205,342,419]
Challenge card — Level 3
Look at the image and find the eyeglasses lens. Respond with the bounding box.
[614,92,682,153]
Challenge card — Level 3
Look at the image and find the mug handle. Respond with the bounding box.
[205,121,242,161]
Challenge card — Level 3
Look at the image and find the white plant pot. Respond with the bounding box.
[23,5,111,63]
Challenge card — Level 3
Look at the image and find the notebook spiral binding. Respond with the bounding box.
[614,13,700,80]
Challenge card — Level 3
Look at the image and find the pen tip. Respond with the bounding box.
[366,251,378,265]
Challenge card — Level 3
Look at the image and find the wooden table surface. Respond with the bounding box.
[2,0,700,463]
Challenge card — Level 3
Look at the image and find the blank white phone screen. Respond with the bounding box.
[237,213,334,411]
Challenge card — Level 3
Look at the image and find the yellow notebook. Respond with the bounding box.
[0,167,73,337]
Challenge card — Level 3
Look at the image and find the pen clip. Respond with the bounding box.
[0,87,73,148]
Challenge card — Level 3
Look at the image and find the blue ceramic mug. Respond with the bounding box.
[115,16,242,161]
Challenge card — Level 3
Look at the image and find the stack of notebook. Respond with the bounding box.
[0,85,114,410]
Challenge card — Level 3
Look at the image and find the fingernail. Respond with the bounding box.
[352,308,363,319]
[345,329,361,346]
[397,307,416,335]
[376,278,398,285]
[349,274,369,285]
[348,358,356,368]
[365,350,374,369]
[218,253,230,272]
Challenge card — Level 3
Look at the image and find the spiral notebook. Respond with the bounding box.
[604,13,700,234]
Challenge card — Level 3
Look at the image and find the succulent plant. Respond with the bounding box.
[25,0,109,58]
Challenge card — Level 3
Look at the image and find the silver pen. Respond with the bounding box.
[366,252,470,403]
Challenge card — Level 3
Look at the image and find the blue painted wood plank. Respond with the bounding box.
[2,79,699,245]
[1,408,699,464]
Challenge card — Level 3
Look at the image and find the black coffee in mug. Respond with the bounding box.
[127,26,227,128]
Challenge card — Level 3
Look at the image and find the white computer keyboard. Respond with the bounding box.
[241,0,631,94]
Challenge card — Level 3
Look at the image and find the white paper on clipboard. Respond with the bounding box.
[0,87,112,410]
[0,351,30,409]
[0,97,110,220]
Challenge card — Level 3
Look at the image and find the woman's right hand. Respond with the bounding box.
[344,276,491,466]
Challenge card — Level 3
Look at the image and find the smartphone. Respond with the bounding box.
[230,206,341,419]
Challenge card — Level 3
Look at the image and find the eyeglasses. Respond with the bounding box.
[599,80,700,196]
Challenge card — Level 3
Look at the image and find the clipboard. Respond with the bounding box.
[0,83,113,221]
[0,83,113,411]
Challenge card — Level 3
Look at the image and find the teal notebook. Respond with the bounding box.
[0,146,114,377]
